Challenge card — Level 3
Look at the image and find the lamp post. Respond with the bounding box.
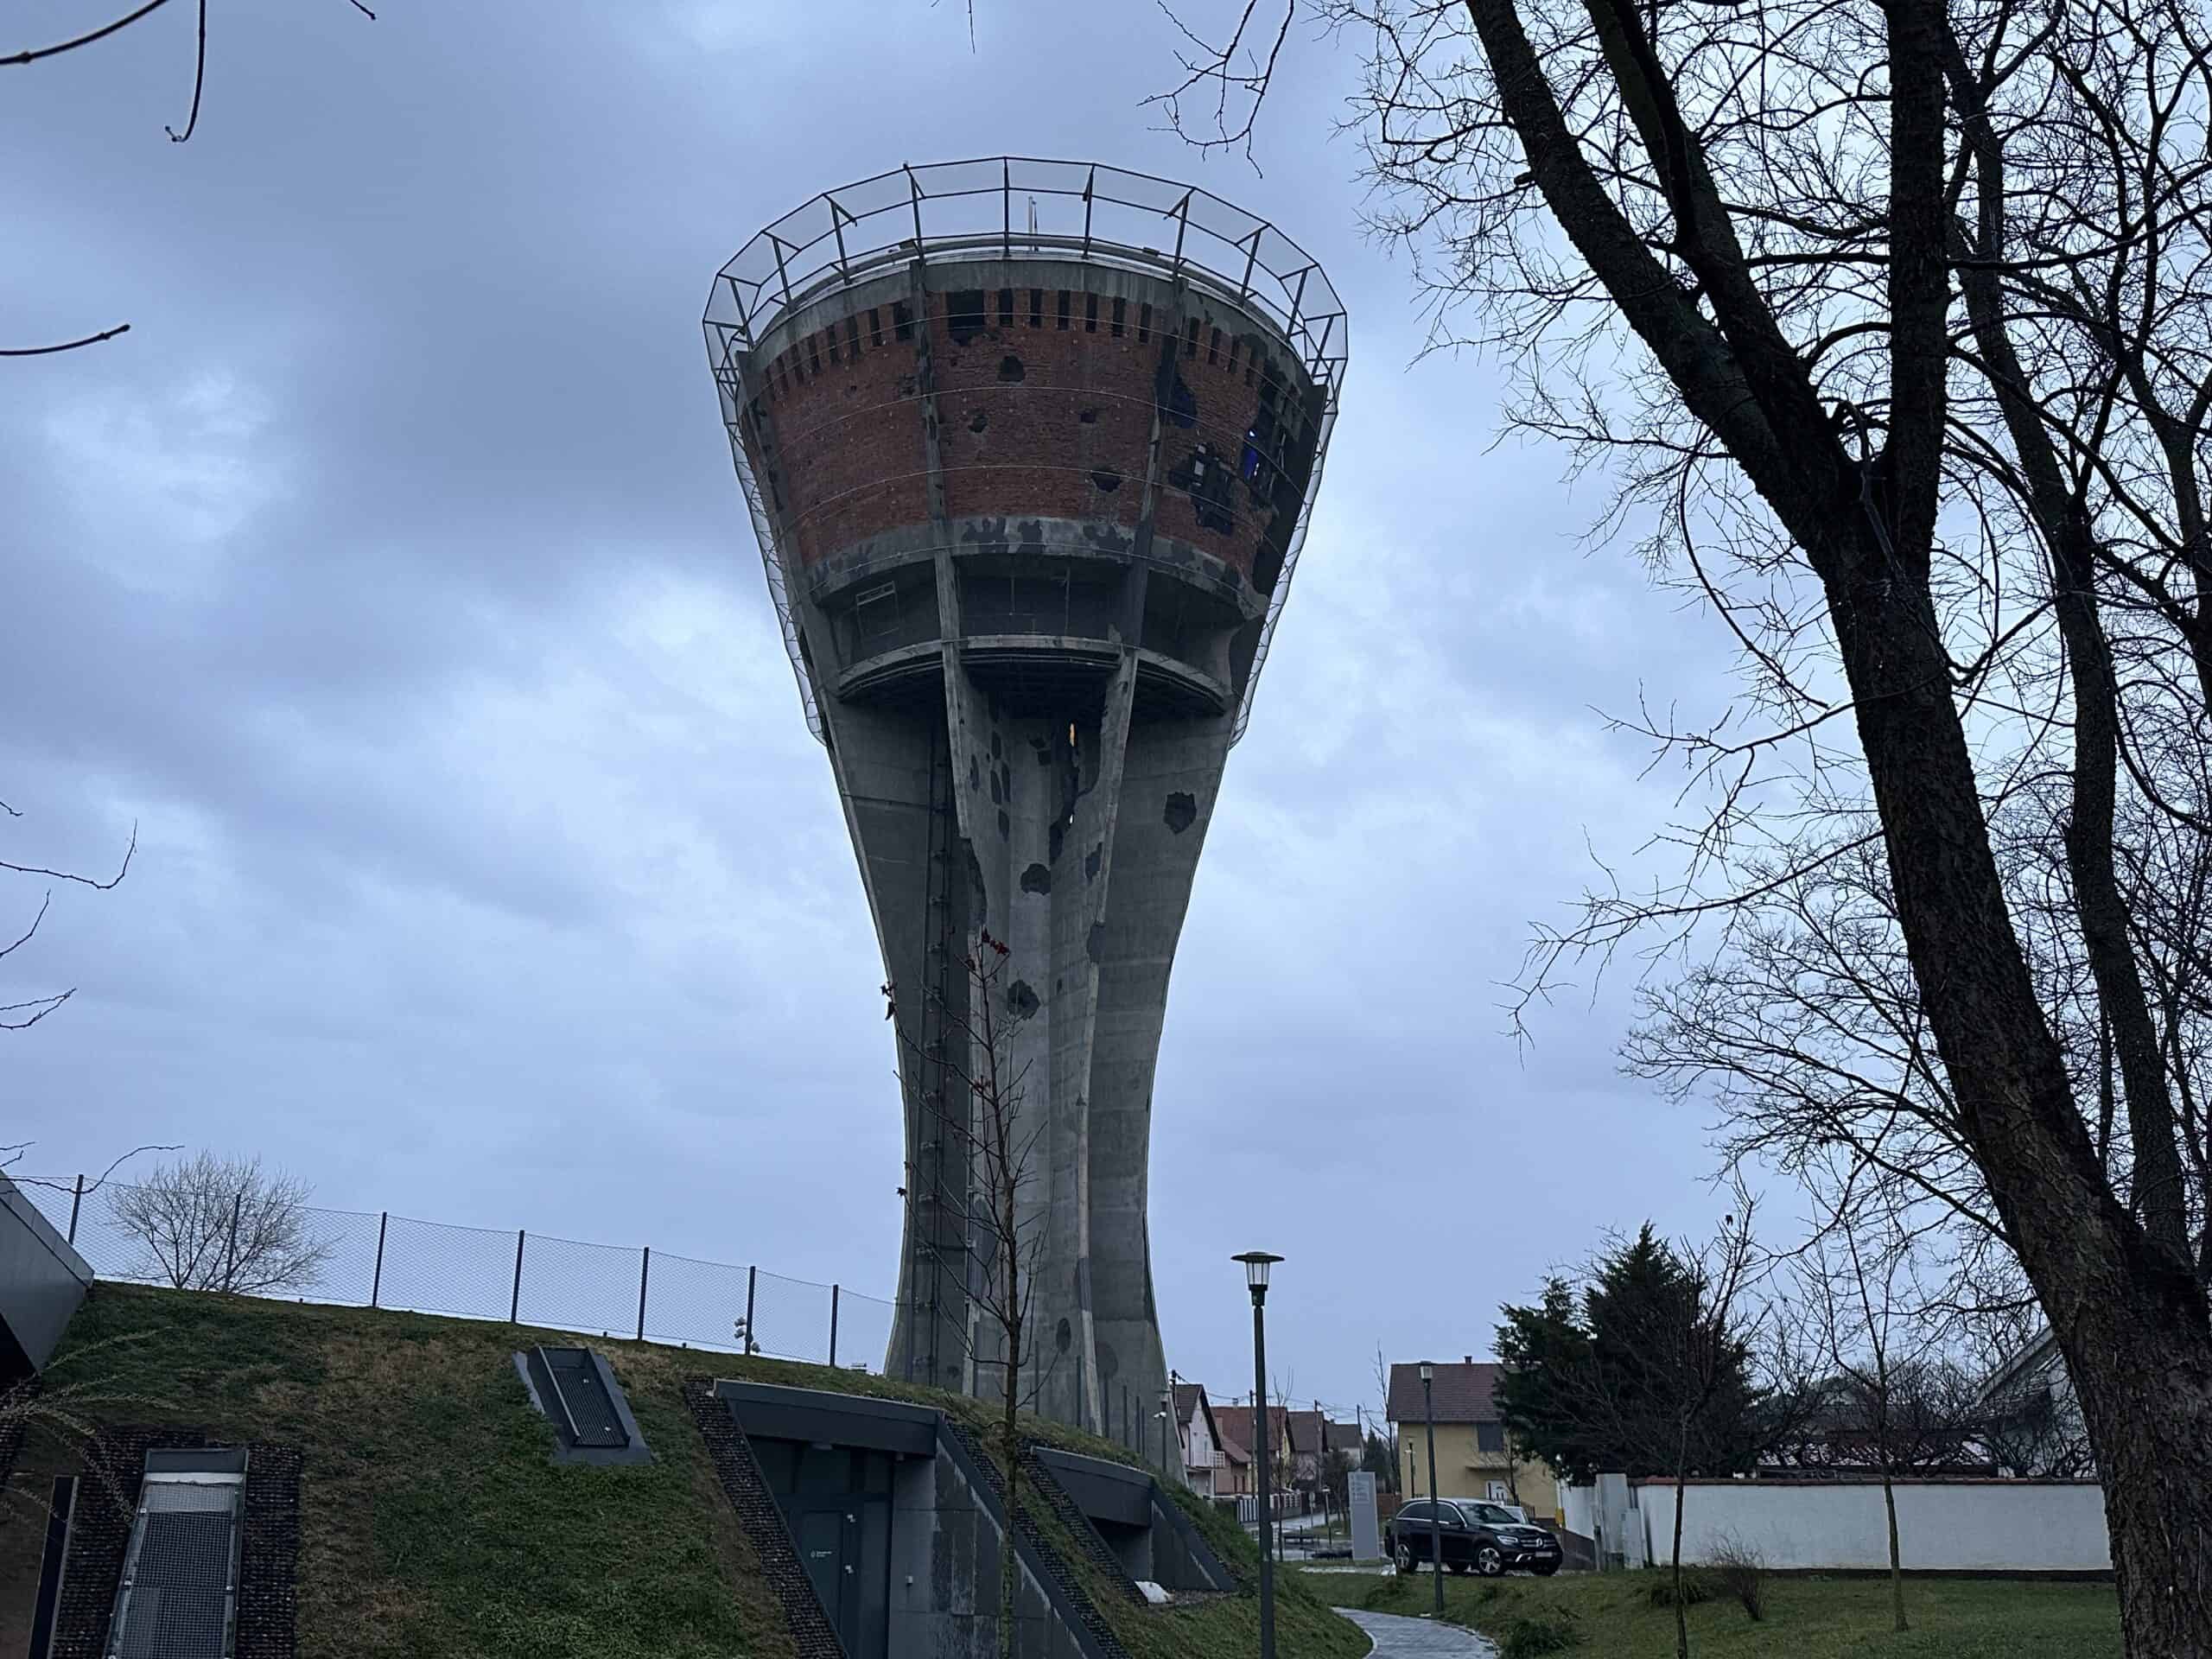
[1421,1360,1443,1618]
[1235,1250,1283,1659]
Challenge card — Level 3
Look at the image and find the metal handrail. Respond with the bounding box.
[703,156,1348,396]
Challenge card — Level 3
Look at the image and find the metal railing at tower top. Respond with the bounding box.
[701,157,1350,746]
[703,157,1347,398]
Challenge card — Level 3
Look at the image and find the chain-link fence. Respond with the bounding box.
[16,1173,896,1370]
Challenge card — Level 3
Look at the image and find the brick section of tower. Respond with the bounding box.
[753,309,926,568]
[749,281,1316,585]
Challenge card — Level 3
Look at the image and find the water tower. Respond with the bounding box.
[703,158,1344,1447]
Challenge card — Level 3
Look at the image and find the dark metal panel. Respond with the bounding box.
[1031,1447,1153,1528]
[713,1380,938,1459]
[0,1173,92,1379]
[512,1349,652,1465]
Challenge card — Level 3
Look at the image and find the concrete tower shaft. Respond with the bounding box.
[704,159,1344,1452]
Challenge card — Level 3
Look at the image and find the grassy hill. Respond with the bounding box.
[3,1284,1362,1659]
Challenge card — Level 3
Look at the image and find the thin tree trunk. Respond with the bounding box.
[1881,1462,1906,1632]
[1671,1427,1690,1659]
[999,1198,1020,1659]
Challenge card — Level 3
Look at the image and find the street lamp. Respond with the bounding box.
[1235,1250,1283,1659]
[1159,1389,1175,1485]
[1421,1360,1443,1618]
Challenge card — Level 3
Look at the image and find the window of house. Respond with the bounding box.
[1476,1421,1507,1452]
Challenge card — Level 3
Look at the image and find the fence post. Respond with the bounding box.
[511,1230,525,1324]
[744,1265,758,1356]
[371,1212,388,1308]
[67,1174,84,1246]
[223,1191,243,1290]
[830,1284,840,1367]
[636,1247,651,1344]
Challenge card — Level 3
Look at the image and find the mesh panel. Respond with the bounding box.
[836,1290,895,1372]
[640,1251,753,1352]
[110,1484,241,1659]
[750,1269,832,1364]
[542,1348,626,1448]
[515,1234,643,1338]
[16,1175,898,1372]
[374,1216,517,1320]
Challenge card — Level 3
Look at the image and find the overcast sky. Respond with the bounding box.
[3,0,1750,1418]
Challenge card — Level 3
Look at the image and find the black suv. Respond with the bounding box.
[1386,1499,1563,1577]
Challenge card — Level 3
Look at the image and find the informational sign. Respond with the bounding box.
[1349,1471,1382,1561]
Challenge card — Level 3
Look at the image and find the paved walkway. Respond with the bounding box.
[1337,1608,1501,1656]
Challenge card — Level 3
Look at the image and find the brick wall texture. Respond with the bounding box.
[743,276,1319,584]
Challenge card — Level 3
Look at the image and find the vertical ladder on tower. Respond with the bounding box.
[906,718,963,1389]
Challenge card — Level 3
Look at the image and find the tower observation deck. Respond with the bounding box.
[704,157,1344,1454]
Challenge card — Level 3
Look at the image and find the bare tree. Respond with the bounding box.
[107,1152,333,1295]
[1789,1172,1956,1633]
[888,930,1049,1659]
[1150,1,2212,1648]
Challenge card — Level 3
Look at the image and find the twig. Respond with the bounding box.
[164,0,207,142]
[0,324,132,358]
[3,0,175,67]
[0,823,136,891]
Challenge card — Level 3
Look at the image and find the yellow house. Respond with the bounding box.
[1387,1357,1564,1523]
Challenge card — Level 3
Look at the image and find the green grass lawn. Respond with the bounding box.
[1312,1566,2122,1658]
[10,1284,1362,1659]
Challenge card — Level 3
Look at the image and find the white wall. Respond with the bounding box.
[1630,1480,2110,1573]
[1560,1481,1597,1540]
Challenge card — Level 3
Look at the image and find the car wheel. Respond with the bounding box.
[1532,1562,1560,1577]
[1476,1544,1505,1578]
[1395,1541,1417,1574]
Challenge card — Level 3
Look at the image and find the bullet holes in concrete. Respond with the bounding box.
[1007,979,1041,1020]
[1021,863,1052,895]
[969,410,989,434]
[998,355,1026,384]
[1163,792,1198,833]
[1167,447,1236,534]
[1091,467,1123,493]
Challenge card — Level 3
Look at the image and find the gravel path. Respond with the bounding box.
[1336,1607,1502,1656]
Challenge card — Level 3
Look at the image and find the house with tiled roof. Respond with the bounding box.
[1172,1381,1224,1497]
[1386,1356,1565,1522]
